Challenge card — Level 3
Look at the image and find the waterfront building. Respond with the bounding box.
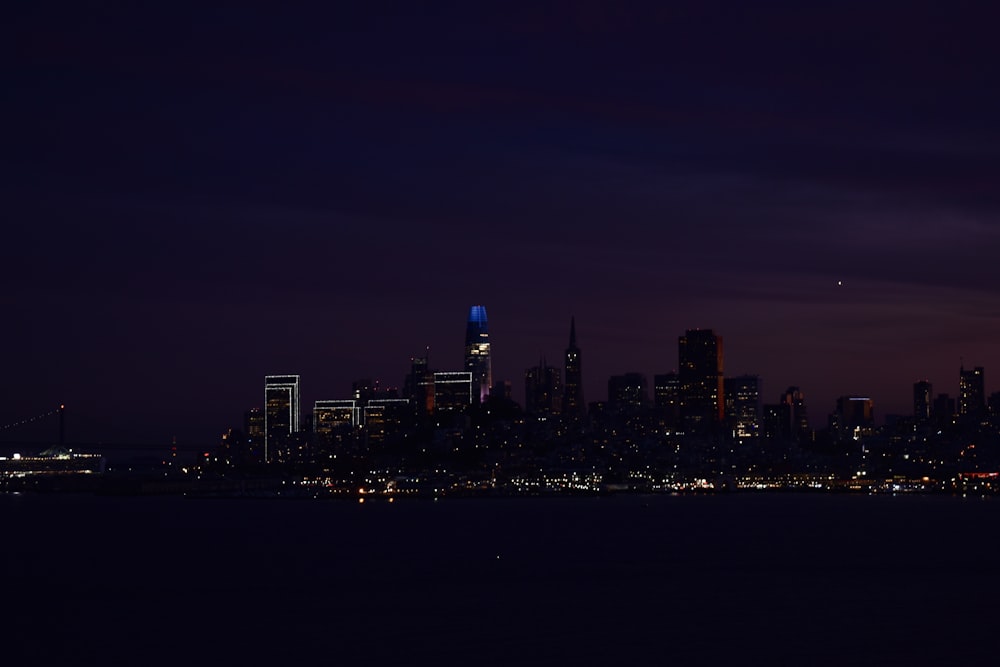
[464,305,492,404]
[678,329,724,432]
[264,375,300,463]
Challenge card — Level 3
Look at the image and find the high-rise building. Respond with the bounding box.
[989,391,1000,418]
[678,329,724,432]
[243,407,265,462]
[525,360,562,416]
[608,373,648,413]
[313,399,358,449]
[913,380,933,424]
[653,372,681,429]
[781,386,810,443]
[836,396,875,431]
[264,375,300,463]
[314,399,359,428]
[491,379,512,401]
[959,366,985,417]
[352,379,397,402]
[464,305,492,404]
[725,375,762,440]
[404,355,434,413]
[764,387,809,444]
[434,371,473,413]
[364,398,412,447]
[562,317,584,417]
[933,393,956,424]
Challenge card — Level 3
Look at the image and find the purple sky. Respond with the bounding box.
[5,2,1000,445]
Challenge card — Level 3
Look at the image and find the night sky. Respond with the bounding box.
[6,2,1000,446]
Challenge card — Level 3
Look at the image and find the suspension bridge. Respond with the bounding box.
[0,406,210,457]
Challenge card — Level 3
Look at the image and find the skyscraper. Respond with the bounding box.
[763,386,809,444]
[835,395,875,431]
[464,305,492,404]
[264,374,300,463]
[433,371,473,413]
[725,375,762,440]
[562,317,584,417]
[678,329,724,432]
[313,399,358,449]
[653,372,681,429]
[608,373,649,413]
[959,365,985,417]
[525,359,563,416]
[781,386,810,444]
[913,380,933,424]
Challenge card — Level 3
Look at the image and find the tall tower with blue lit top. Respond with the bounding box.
[464,305,492,404]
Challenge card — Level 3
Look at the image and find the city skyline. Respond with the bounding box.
[242,305,993,432]
[6,3,1000,445]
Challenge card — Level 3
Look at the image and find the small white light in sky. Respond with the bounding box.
[838,280,843,286]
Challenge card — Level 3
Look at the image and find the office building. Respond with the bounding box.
[653,372,681,429]
[264,375,300,463]
[959,366,985,417]
[835,395,875,431]
[913,380,933,424]
[525,360,562,416]
[464,305,492,404]
[608,372,648,413]
[933,393,956,424]
[678,329,724,432]
[404,355,434,413]
[491,379,512,401]
[364,398,411,446]
[314,399,359,429]
[764,387,809,444]
[434,372,473,413]
[725,375,762,440]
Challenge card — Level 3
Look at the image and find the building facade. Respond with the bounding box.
[913,380,933,424]
[264,374,300,463]
[525,360,562,416]
[725,375,762,440]
[959,366,985,417]
[654,372,681,429]
[678,329,724,432]
[562,317,584,417]
[464,305,492,404]
[608,372,648,413]
[434,371,473,413]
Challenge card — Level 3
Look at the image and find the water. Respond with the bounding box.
[4,493,998,665]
